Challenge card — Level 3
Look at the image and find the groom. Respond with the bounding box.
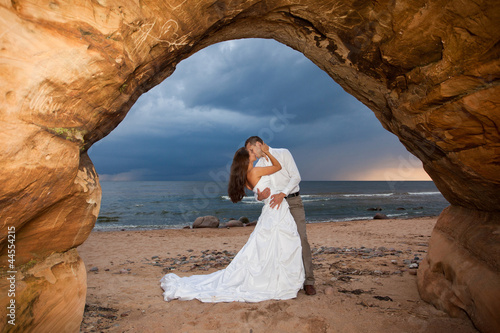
[245,136,316,295]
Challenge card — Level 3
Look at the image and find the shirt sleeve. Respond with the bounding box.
[280,149,301,196]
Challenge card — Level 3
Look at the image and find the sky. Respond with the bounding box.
[88,38,431,182]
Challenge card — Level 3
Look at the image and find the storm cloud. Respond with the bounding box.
[89,38,429,181]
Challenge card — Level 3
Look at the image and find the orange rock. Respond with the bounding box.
[0,0,498,332]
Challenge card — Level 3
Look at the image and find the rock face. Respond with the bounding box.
[0,249,87,332]
[0,0,498,332]
[418,206,500,333]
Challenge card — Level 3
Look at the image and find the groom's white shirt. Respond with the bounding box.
[255,147,301,196]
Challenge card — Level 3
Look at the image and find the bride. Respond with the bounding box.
[160,144,304,302]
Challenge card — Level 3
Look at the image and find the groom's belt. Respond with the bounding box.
[285,191,300,199]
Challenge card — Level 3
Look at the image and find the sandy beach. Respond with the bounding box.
[77,217,477,333]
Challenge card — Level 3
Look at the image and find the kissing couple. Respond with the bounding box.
[160,136,316,302]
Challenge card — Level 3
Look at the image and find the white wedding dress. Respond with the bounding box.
[160,176,305,302]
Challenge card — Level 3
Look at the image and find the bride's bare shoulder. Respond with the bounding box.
[247,169,259,188]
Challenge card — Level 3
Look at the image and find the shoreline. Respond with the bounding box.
[78,217,476,332]
[91,214,442,232]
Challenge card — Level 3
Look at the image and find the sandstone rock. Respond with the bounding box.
[0,0,498,331]
[0,249,86,332]
[193,216,220,229]
[418,206,500,333]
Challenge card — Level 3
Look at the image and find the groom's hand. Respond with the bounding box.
[257,188,271,201]
[270,193,286,209]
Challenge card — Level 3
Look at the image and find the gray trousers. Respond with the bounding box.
[286,195,315,286]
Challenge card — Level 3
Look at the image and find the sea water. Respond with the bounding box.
[94,181,449,231]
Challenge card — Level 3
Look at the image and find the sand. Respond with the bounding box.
[77,217,478,333]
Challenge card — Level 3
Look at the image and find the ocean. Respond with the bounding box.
[94,181,449,231]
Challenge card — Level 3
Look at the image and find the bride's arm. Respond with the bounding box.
[252,144,281,177]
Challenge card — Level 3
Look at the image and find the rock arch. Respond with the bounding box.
[0,1,498,332]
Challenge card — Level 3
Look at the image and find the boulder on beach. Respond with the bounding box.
[367,207,382,211]
[193,216,220,228]
[238,216,250,224]
[373,213,388,220]
[226,220,244,228]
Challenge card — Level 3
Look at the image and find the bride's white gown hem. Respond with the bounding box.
[160,176,305,303]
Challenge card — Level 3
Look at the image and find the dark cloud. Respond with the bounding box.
[159,39,344,124]
[89,38,429,181]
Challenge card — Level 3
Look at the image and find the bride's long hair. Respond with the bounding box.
[228,147,250,203]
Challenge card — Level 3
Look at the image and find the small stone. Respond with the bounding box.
[89,266,98,272]
[391,260,398,265]
[324,287,335,295]
[409,263,419,269]
[409,270,417,275]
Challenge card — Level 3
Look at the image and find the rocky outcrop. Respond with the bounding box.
[0,0,498,332]
[418,206,500,333]
[0,249,86,333]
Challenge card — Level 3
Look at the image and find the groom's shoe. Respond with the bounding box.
[304,285,316,295]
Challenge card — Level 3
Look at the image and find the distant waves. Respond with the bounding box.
[94,181,449,231]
